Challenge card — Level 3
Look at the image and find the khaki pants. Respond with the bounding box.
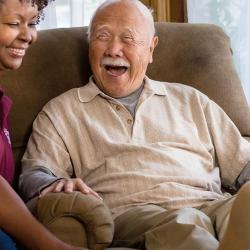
[111,196,235,250]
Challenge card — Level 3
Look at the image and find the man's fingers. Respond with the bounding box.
[64,180,74,193]
[39,180,65,198]
[39,178,102,201]
[75,179,102,200]
[75,180,90,194]
[39,184,55,198]
[88,188,103,200]
[54,180,65,192]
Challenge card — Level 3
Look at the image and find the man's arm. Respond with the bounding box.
[0,176,86,250]
[19,167,102,202]
[204,98,250,187]
[19,166,61,202]
[20,102,102,202]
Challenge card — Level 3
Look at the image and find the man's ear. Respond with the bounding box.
[149,36,159,64]
[86,32,90,41]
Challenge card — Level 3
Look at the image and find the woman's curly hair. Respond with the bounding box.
[31,0,55,11]
[0,0,55,23]
[31,0,55,23]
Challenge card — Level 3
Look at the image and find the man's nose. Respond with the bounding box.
[105,38,123,57]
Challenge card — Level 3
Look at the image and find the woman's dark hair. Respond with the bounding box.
[31,0,55,11]
[0,0,55,22]
[32,0,55,22]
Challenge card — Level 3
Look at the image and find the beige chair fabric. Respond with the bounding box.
[36,192,114,250]
[0,22,249,248]
[148,23,250,136]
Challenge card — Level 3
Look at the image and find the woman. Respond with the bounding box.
[0,0,86,249]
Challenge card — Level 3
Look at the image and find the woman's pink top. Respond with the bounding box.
[0,89,14,183]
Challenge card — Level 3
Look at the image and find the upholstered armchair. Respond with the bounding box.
[0,22,249,249]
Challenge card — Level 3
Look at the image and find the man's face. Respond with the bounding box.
[89,2,158,98]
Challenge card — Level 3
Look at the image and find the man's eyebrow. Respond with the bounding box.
[123,28,136,34]
[93,25,111,32]
[123,28,141,39]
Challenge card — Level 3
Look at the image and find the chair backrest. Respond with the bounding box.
[1,22,250,174]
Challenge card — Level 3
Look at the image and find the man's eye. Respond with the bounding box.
[123,36,133,42]
[97,34,110,41]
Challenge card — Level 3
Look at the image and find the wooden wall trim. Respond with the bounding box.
[141,0,185,22]
[151,0,169,22]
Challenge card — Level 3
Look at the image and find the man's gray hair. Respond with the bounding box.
[87,0,155,40]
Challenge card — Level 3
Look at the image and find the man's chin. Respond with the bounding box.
[104,74,129,85]
[102,84,130,98]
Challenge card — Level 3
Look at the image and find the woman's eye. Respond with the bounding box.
[7,23,19,27]
[29,18,39,27]
[28,22,37,27]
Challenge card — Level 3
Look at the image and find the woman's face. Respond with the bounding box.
[0,0,38,71]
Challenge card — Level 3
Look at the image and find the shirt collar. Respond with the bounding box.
[143,76,167,96]
[77,75,167,103]
[77,76,102,103]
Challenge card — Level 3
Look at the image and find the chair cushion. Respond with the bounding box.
[148,23,250,136]
[36,192,114,249]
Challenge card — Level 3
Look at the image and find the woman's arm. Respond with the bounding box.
[0,175,86,250]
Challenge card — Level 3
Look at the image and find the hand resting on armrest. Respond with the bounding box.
[39,178,102,201]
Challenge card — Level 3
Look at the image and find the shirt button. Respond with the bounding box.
[116,105,121,111]
[127,119,133,125]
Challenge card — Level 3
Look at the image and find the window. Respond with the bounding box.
[187,0,250,103]
[38,0,106,30]
[39,0,186,30]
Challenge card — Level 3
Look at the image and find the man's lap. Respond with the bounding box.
[200,195,236,240]
[112,197,236,250]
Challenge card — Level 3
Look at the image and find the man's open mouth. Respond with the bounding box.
[101,57,130,77]
[104,65,129,77]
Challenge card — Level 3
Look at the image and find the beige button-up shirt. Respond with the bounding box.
[22,76,250,216]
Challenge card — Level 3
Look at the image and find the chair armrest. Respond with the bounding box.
[30,192,114,250]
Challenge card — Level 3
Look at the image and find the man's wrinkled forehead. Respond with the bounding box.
[91,5,145,32]
[94,8,140,22]
[92,21,138,35]
[88,0,155,41]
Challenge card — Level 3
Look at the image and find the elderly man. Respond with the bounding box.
[20,0,250,249]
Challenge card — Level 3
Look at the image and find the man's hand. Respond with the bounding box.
[39,178,102,200]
